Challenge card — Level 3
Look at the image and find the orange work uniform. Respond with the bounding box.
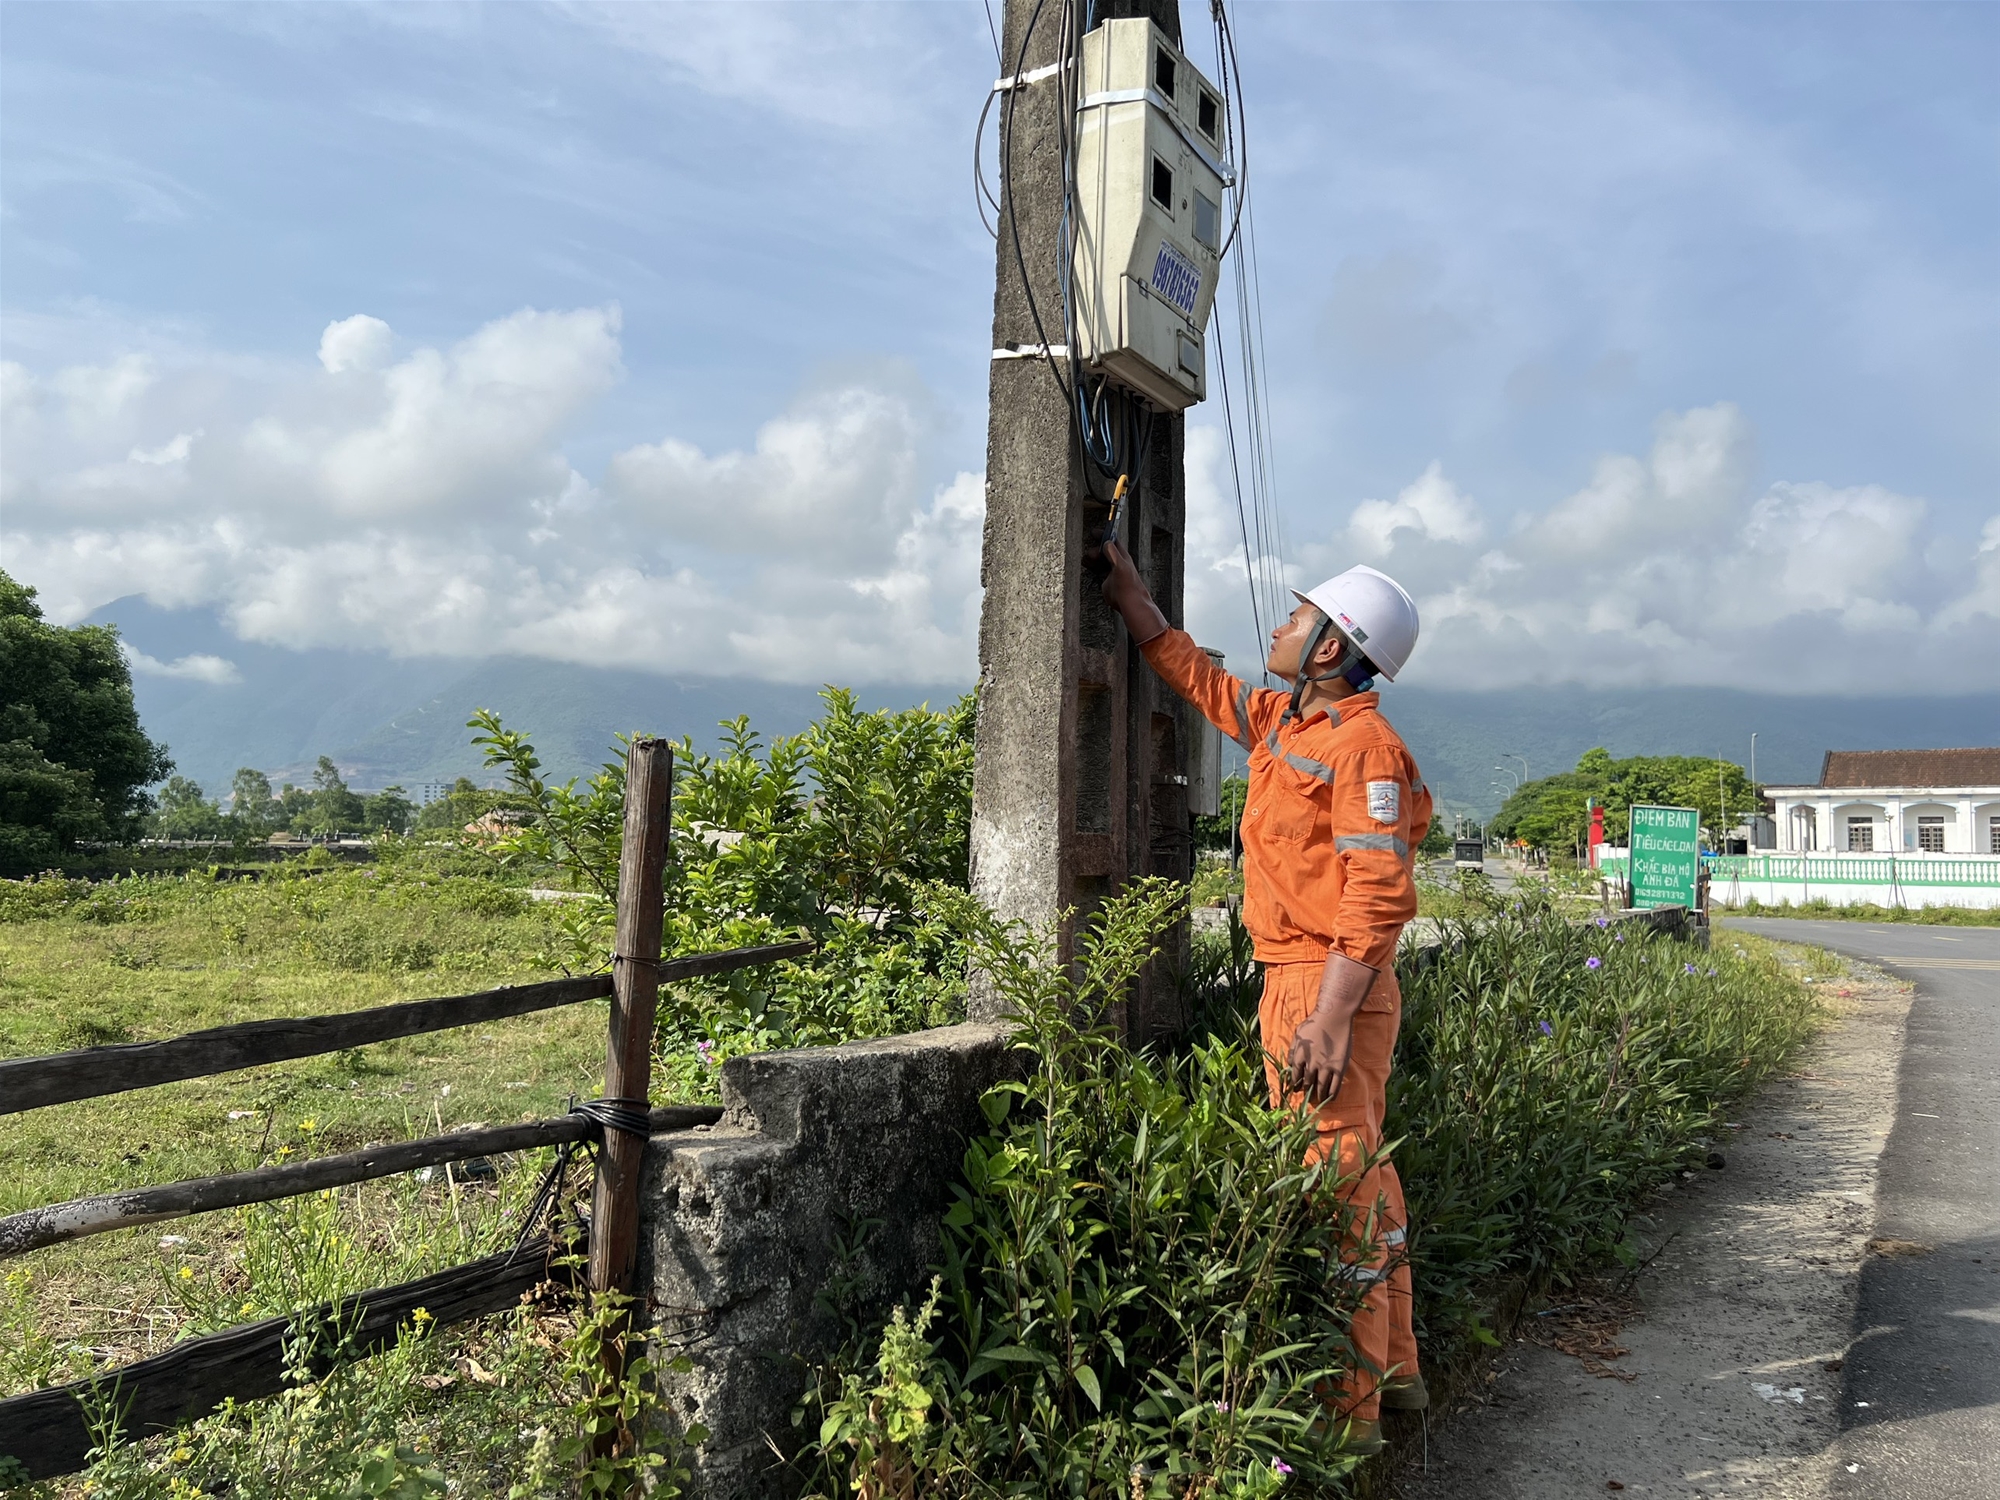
[1141,627,1432,1422]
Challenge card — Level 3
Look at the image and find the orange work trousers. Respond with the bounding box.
[1259,960,1418,1424]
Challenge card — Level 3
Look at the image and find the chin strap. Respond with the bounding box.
[1287,614,1376,721]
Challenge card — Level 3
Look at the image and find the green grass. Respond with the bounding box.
[0,854,625,1383]
[1727,897,2000,926]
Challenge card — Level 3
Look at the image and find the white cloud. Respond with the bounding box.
[129,430,201,466]
[11,307,1987,698]
[1186,403,1999,694]
[607,384,924,566]
[121,644,242,684]
[1347,461,1484,557]
[3,308,982,685]
[318,314,393,374]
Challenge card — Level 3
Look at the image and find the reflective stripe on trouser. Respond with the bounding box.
[1259,961,1416,1423]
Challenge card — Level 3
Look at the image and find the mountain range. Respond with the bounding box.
[92,598,2000,819]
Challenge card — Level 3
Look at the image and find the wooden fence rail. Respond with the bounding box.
[0,1237,576,1483]
[2,736,807,1491]
[0,940,809,1116]
[0,1105,724,1258]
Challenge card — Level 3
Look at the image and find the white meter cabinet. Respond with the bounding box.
[1071,18,1230,412]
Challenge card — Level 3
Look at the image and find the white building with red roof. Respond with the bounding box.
[1763,748,2000,856]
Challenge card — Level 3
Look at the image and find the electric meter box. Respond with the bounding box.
[1071,19,1230,412]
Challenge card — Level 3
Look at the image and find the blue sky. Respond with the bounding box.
[3,1,1995,694]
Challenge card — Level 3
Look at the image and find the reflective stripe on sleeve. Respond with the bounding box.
[1230,680,1255,750]
[1335,833,1409,856]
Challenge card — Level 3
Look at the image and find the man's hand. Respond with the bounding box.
[1099,539,1169,645]
[1286,952,1379,1104]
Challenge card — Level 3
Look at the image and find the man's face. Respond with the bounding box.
[1267,601,1332,679]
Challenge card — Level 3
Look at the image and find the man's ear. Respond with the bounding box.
[1311,625,1349,671]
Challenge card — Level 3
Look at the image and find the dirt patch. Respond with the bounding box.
[1396,957,1913,1499]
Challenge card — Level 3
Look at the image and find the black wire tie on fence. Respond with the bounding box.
[509,1095,654,1260]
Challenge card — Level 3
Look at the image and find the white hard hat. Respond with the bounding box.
[1293,565,1421,681]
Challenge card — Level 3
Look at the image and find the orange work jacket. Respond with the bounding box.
[1142,628,1433,993]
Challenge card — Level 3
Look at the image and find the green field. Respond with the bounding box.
[0,853,612,1383]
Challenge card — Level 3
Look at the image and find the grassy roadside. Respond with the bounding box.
[1724,897,2000,926]
[4,855,1832,1498]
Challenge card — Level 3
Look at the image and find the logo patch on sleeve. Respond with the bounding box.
[1367,780,1400,824]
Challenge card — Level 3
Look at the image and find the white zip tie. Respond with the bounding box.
[992,58,1070,93]
[992,343,1069,361]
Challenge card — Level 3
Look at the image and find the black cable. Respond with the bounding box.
[1000,0,1076,411]
[975,85,1001,237]
[506,1095,653,1261]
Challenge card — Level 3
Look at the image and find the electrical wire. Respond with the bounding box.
[999,0,1077,415]
[1205,0,1288,677]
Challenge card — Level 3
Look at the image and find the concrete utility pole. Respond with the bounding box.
[970,0,1193,1041]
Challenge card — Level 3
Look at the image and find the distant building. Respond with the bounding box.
[1763,749,2000,855]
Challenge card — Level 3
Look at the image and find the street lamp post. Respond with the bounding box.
[1494,765,1521,791]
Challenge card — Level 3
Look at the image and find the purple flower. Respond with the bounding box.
[1539,1020,1554,1036]
[697,1039,718,1068]
[1614,931,1626,943]
[1213,1400,1230,1413]
[1272,1459,1293,1476]
[1594,916,1610,929]
[1707,968,1717,977]
[1685,963,1698,974]
[1586,956,1602,970]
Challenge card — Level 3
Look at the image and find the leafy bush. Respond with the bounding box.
[1389,896,1823,1348]
[799,882,1372,1499]
[799,888,1821,1498]
[469,689,977,1085]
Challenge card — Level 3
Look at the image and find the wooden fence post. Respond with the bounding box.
[588,736,672,1467]
[589,735,673,1298]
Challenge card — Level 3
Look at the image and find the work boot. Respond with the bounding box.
[1379,1371,1429,1411]
[1305,1410,1386,1456]
[1342,1417,1386,1455]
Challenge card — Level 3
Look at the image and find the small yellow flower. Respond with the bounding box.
[178,1265,195,1281]
[412,1306,433,1324]
[275,1145,293,1160]
[170,1446,193,1463]
[299,1118,316,1133]
[240,1302,256,1317]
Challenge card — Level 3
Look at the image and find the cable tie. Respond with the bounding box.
[991,58,1069,93]
[992,343,1069,361]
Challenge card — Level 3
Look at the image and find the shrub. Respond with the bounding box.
[467,691,977,1080]
[1389,897,1823,1348]
[799,882,1372,1498]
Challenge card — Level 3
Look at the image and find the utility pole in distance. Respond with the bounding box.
[970,0,1192,1041]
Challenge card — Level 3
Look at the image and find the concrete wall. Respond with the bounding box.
[636,1022,1022,1500]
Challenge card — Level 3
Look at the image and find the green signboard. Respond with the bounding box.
[1628,804,1700,910]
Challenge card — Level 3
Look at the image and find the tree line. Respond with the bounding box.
[152,766,521,843]
[1491,746,1758,854]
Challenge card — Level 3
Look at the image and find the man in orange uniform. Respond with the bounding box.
[1100,541,1430,1450]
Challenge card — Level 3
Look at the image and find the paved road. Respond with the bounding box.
[1724,919,2000,1499]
